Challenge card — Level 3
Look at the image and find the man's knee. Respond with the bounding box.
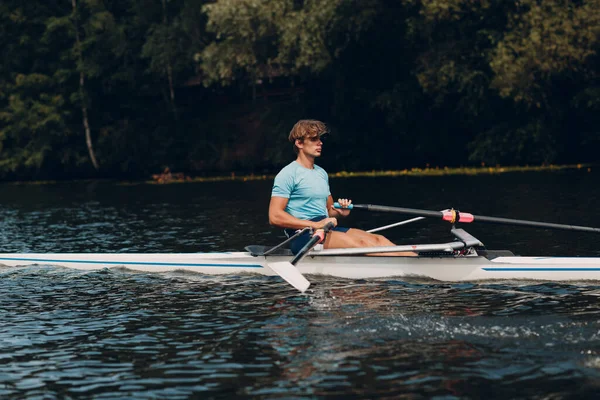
[374,234,387,245]
[337,234,365,249]
[356,238,370,248]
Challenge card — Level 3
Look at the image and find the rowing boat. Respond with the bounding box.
[1,231,598,281]
[1,203,599,291]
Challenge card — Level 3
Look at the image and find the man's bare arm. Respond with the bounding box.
[269,196,337,229]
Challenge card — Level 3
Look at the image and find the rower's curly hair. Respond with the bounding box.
[288,120,329,154]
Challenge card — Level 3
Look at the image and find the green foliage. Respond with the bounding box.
[468,119,558,165]
[401,0,599,164]
[490,0,600,106]
[199,0,288,85]
[140,0,200,85]
[275,0,341,72]
[0,73,72,173]
[199,0,383,85]
[0,0,599,180]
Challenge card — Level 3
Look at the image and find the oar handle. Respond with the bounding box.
[336,203,441,217]
[333,202,354,210]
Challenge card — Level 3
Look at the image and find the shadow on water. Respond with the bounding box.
[1,170,600,398]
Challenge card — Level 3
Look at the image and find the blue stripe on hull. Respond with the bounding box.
[484,268,600,271]
[0,257,263,269]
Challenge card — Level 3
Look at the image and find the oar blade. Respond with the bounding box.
[268,261,311,293]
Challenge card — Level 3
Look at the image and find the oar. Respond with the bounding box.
[263,227,311,255]
[268,222,335,293]
[334,202,600,233]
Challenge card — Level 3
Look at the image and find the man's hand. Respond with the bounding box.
[314,217,337,229]
[331,198,352,217]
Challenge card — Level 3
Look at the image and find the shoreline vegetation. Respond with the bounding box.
[1,164,593,187]
[9,164,592,186]
[148,163,593,184]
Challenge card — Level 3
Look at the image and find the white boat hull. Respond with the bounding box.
[2,252,600,282]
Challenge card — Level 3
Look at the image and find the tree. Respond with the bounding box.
[490,0,600,107]
[405,0,600,164]
[0,1,76,177]
[139,0,203,119]
[70,0,99,170]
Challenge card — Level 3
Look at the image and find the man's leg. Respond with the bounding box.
[324,229,417,256]
[345,228,396,246]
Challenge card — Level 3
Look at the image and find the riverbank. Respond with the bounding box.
[1,163,593,186]
[147,163,593,184]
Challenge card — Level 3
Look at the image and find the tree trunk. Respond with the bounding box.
[162,0,178,120]
[72,0,99,170]
[80,72,99,170]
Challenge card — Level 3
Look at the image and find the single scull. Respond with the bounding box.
[1,204,599,292]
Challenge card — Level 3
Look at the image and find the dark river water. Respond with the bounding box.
[1,170,600,398]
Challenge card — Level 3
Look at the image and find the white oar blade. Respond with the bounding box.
[268,262,311,293]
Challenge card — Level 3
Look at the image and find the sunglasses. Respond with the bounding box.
[306,135,324,142]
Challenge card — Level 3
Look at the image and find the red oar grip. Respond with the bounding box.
[442,210,474,224]
[313,229,326,243]
[459,213,474,223]
[313,221,335,244]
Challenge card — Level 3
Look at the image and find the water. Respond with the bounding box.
[1,171,600,398]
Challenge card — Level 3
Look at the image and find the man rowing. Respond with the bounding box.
[268,119,416,256]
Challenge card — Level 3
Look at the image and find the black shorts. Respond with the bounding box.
[284,216,350,255]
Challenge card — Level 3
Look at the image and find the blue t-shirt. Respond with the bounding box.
[271,161,330,220]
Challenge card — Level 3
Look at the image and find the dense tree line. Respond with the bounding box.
[0,0,598,180]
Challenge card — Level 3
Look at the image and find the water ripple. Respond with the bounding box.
[2,177,600,397]
[1,268,600,398]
